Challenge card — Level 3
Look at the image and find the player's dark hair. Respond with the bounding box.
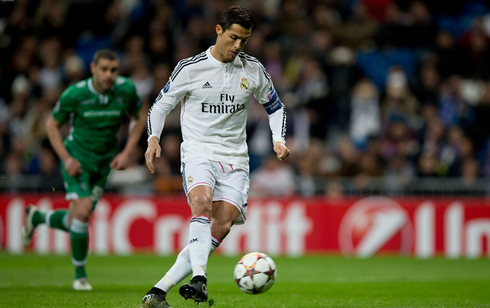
[93,49,119,65]
[218,6,253,32]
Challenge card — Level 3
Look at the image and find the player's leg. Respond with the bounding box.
[21,205,70,246]
[178,158,218,303]
[144,204,236,306]
[161,198,241,290]
[187,185,213,273]
[21,157,87,246]
[143,235,221,307]
[178,200,241,303]
[144,158,215,305]
[68,161,107,291]
[68,196,93,291]
[180,161,248,303]
[209,201,241,241]
[209,161,249,241]
[183,158,215,281]
[154,236,221,291]
[145,202,237,306]
[178,185,213,303]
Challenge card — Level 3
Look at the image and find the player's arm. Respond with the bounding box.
[145,135,161,174]
[145,63,189,173]
[110,106,146,170]
[145,94,177,174]
[46,115,82,176]
[268,99,289,161]
[255,66,289,161]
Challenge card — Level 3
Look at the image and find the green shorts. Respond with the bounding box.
[61,156,111,208]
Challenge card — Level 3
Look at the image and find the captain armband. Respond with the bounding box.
[262,88,283,115]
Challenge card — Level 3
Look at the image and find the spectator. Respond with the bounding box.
[405,1,438,48]
[23,87,60,154]
[324,179,345,200]
[434,31,469,78]
[330,1,378,50]
[417,153,439,178]
[460,157,480,187]
[327,46,363,130]
[349,78,381,150]
[36,145,64,193]
[382,66,421,130]
[438,75,469,126]
[383,153,416,193]
[250,154,296,197]
[63,54,86,86]
[107,146,151,195]
[335,137,361,177]
[411,63,441,107]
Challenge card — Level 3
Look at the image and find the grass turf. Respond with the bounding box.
[0,253,489,307]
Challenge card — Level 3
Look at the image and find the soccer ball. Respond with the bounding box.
[233,252,276,294]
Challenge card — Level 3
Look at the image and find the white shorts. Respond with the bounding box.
[181,157,249,225]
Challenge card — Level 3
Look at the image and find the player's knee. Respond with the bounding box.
[73,199,93,222]
[190,195,213,214]
[75,210,91,222]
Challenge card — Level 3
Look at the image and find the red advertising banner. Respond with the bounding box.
[1,194,490,258]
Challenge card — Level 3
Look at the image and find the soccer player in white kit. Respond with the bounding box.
[142,6,289,307]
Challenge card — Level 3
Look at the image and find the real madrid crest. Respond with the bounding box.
[240,78,249,91]
[187,176,193,185]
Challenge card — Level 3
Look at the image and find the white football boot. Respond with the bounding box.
[73,277,93,291]
[21,205,38,247]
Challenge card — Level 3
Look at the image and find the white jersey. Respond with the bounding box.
[148,46,286,169]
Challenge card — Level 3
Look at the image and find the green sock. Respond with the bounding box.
[32,211,45,227]
[75,266,87,280]
[70,219,89,279]
[47,210,69,231]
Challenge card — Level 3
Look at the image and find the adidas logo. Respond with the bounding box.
[202,82,212,89]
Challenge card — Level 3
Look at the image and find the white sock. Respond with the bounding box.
[188,216,211,277]
[155,235,221,292]
[155,246,190,292]
[210,236,221,255]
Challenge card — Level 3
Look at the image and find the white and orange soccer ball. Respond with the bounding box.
[233,252,276,294]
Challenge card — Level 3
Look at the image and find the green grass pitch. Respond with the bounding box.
[1,252,489,307]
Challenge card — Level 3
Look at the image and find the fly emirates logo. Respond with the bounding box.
[201,94,245,114]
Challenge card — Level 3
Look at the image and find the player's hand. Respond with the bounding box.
[110,151,130,170]
[63,157,82,177]
[145,136,161,174]
[273,141,290,161]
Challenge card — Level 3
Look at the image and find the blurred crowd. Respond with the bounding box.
[1,0,490,197]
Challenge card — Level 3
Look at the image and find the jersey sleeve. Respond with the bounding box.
[147,61,189,141]
[52,86,78,124]
[252,62,287,145]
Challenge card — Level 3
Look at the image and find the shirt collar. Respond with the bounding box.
[207,46,235,68]
[87,77,115,95]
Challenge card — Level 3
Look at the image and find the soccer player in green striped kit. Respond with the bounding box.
[21,49,146,290]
